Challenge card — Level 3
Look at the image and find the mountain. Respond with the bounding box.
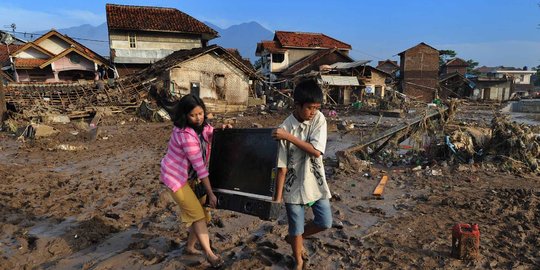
[15,23,110,57]
[17,21,272,62]
[206,21,273,63]
[54,23,110,57]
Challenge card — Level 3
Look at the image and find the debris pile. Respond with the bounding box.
[488,115,540,173]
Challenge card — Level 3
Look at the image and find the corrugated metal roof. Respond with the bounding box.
[329,60,370,69]
[319,75,359,86]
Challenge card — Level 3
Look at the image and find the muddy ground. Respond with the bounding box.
[1,103,539,270]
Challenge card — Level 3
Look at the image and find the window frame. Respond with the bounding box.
[128,32,137,48]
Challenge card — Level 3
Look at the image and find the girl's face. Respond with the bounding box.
[187,105,205,126]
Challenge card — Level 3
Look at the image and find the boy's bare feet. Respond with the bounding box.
[284,235,309,260]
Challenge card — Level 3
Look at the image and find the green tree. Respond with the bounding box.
[533,65,540,86]
[439,49,457,66]
[466,59,480,75]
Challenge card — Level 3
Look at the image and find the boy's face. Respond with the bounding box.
[295,102,321,121]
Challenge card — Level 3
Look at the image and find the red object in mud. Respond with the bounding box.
[451,223,480,260]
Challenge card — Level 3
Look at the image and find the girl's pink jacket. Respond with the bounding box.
[160,125,213,192]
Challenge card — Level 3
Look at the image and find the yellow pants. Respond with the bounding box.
[169,183,211,227]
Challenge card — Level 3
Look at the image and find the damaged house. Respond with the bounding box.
[376,59,400,77]
[255,31,351,86]
[398,42,439,102]
[106,4,218,77]
[136,45,258,113]
[439,58,475,99]
[2,30,108,83]
[469,66,534,101]
[439,72,475,99]
[440,57,468,76]
[321,61,392,105]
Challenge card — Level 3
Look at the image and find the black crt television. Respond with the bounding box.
[208,128,281,220]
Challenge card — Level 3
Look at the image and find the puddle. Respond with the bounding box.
[508,112,540,126]
[28,217,78,238]
[326,132,357,159]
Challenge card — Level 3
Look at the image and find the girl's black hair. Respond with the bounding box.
[173,94,208,129]
[293,79,324,106]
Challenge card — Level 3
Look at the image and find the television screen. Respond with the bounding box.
[209,128,278,200]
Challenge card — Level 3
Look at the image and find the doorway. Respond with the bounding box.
[190,82,200,97]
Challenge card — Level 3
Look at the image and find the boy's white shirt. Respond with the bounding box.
[277,110,332,204]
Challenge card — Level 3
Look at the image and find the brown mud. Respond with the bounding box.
[1,104,539,269]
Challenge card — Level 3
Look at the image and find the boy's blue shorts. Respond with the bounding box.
[285,199,333,236]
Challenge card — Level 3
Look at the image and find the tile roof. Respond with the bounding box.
[0,44,23,65]
[281,48,353,76]
[398,42,438,55]
[135,45,258,79]
[106,4,217,38]
[255,41,286,55]
[439,71,474,83]
[226,48,254,71]
[475,66,496,73]
[10,30,108,71]
[444,58,468,67]
[274,31,351,50]
[14,58,48,68]
[377,59,399,68]
[35,30,109,65]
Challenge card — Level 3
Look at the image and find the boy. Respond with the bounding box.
[272,79,332,270]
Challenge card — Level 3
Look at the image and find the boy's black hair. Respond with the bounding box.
[293,79,324,106]
[173,94,208,129]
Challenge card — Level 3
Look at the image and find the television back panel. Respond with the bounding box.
[209,128,281,220]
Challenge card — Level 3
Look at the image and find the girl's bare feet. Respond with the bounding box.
[206,254,224,268]
[184,247,203,255]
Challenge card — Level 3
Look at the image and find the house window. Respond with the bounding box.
[272,53,284,63]
[129,33,136,48]
[69,54,82,64]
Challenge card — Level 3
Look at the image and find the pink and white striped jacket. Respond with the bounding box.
[160,125,213,192]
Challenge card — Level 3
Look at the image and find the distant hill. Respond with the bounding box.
[206,21,274,63]
[14,21,273,63]
[13,23,110,57]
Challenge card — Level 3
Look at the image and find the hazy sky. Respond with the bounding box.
[2,0,539,68]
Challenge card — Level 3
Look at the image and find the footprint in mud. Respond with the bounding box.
[352,205,386,216]
[257,246,284,265]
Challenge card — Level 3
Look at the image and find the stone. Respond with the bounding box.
[42,114,71,124]
[33,124,60,138]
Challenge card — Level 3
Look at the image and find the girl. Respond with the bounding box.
[160,94,224,268]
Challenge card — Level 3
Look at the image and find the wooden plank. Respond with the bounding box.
[346,106,448,154]
[372,175,389,197]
